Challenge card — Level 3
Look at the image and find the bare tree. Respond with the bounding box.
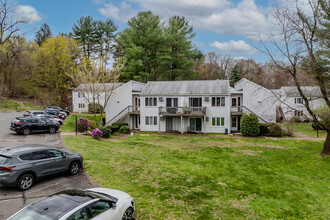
[69,58,121,127]
[0,0,28,45]
[258,0,330,155]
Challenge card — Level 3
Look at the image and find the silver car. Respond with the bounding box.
[0,145,83,190]
[8,188,135,220]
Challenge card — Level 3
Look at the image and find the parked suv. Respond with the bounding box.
[45,106,70,116]
[23,110,45,117]
[44,109,66,120]
[34,114,64,125]
[0,145,83,190]
[10,117,59,135]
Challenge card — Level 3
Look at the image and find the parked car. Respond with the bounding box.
[10,117,59,135]
[7,188,134,220]
[44,109,66,120]
[34,114,64,125]
[45,106,70,116]
[23,110,45,117]
[0,145,83,190]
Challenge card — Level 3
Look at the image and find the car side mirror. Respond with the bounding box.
[112,203,116,209]
[62,153,67,158]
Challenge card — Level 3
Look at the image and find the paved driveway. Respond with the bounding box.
[0,112,97,219]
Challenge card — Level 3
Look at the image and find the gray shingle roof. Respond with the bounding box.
[280,86,323,97]
[74,83,124,92]
[141,80,230,96]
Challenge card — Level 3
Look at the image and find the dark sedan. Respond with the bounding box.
[0,145,83,190]
[10,117,59,135]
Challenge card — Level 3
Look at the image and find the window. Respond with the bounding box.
[294,110,303,117]
[294,97,304,104]
[212,117,225,127]
[189,98,202,107]
[19,153,32,161]
[67,207,89,220]
[89,201,111,218]
[78,92,81,98]
[32,151,49,160]
[145,97,157,106]
[212,97,226,107]
[48,150,63,158]
[79,103,85,109]
[145,116,157,125]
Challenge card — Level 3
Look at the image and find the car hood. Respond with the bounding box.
[86,188,132,201]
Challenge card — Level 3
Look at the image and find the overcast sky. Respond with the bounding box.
[15,0,286,62]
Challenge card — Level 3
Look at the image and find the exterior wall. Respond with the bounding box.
[236,79,280,123]
[281,95,326,120]
[72,90,109,113]
[140,95,231,133]
[105,82,133,124]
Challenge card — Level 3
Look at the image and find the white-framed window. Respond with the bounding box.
[294,97,304,104]
[78,103,85,109]
[145,116,157,125]
[78,92,81,98]
[212,97,226,107]
[212,117,225,127]
[145,97,157,106]
[294,110,303,116]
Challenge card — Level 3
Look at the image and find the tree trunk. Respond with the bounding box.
[320,130,330,156]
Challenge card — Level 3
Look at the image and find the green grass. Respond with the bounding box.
[61,113,104,132]
[63,135,330,219]
[0,99,43,111]
[280,123,327,138]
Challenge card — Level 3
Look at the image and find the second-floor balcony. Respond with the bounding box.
[128,106,140,114]
[231,106,243,115]
[159,106,206,116]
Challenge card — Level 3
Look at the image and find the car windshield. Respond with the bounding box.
[8,208,55,220]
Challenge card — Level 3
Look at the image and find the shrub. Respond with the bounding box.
[112,122,128,129]
[109,125,119,133]
[77,117,89,132]
[241,114,260,137]
[268,123,283,137]
[92,129,103,140]
[259,123,269,136]
[119,125,130,134]
[100,126,111,138]
[290,116,302,123]
[88,120,98,131]
[88,103,104,113]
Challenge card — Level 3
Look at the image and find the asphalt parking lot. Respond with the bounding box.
[0,112,97,219]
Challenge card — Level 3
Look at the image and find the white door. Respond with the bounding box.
[231,116,238,132]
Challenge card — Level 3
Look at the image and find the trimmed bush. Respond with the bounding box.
[119,125,130,134]
[112,122,128,129]
[241,114,260,137]
[100,126,111,138]
[108,125,119,133]
[259,123,269,136]
[92,129,103,140]
[268,123,283,137]
[290,116,302,123]
[88,103,104,113]
[77,117,89,132]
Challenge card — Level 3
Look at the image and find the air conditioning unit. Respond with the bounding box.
[206,117,209,122]
[160,116,164,121]
[205,97,209,102]
[159,97,163,102]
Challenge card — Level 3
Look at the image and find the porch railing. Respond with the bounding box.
[159,106,206,115]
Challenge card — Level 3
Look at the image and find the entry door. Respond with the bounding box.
[190,118,202,132]
[134,97,140,111]
[231,116,238,131]
[166,117,173,131]
[166,98,178,113]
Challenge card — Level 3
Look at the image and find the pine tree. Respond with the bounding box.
[230,65,241,87]
[35,23,53,46]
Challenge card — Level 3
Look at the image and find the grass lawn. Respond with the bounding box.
[0,99,43,111]
[61,113,104,132]
[280,123,327,138]
[63,135,330,219]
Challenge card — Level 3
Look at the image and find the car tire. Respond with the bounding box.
[17,173,34,191]
[22,128,31,135]
[68,161,80,175]
[49,127,56,134]
[122,207,134,220]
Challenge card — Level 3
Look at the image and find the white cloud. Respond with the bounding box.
[98,2,137,22]
[16,5,42,24]
[210,40,257,56]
